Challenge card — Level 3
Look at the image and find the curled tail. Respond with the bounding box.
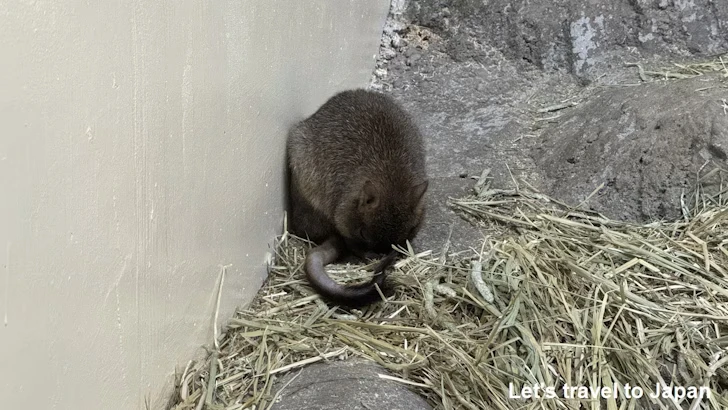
[304,237,396,307]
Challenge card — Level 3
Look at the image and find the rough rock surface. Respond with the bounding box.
[269,359,432,410]
[534,75,728,221]
[406,0,728,81]
[368,0,728,250]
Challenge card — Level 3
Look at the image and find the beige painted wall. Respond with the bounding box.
[0,1,389,409]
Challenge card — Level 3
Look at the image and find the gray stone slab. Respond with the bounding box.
[269,359,432,410]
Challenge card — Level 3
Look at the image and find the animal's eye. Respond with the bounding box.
[358,228,367,241]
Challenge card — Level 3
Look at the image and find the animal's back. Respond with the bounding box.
[287,89,426,217]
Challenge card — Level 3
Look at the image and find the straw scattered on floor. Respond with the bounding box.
[169,171,728,410]
[627,53,728,83]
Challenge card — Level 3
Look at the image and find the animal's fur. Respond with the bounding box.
[287,89,428,307]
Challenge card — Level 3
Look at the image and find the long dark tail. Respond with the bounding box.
[305,237,397,308]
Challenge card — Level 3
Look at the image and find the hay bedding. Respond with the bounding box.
[168,57,728,410]
[170,172,728,410]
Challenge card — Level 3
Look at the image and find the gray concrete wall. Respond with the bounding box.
[0,1,389,409]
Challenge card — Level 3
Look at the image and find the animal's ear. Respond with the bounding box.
[411,180,428,203]
[358,180,380,211]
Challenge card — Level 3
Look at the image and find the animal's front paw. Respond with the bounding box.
[362,251,382,261]
[350,248,382,261]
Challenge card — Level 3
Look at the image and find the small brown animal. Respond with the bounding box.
[287,89,428,307]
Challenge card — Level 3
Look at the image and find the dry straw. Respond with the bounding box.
[169,169,727,410]
[627,53,728,84]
